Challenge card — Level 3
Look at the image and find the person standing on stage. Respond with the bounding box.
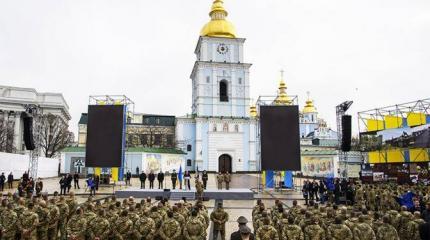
[136,166,139,176]
[35,178,43,195]
[184,171,191,190]
[0,172,5,192]
[148,170,155,189]
[139,171,147,189]
[224,172,231,190]
[7,172,13,189]
[59,176,67,195]
[202,170,208,190]
[66,173,73,193]
[217,172,224,190]
[126,170,132,186]
[73,172,80,189]
[157,170,165,189]
[171,169,178,189]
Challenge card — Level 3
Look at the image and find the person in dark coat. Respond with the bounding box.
[230,216,254,240]
[7,172,13,189]
[171,170,178,189]
[94,174,100,190]
[148,171,155,189]
[136,166,140,176]
[59,176,67,195]
[73,172,80,189]
[420,221,430,240]
[422,202,430,222]
[139,171,147,189]
[302,181,310,205]
[66,174,73,193]
[157,171,165,189]
[202,170,209,190]
[125,171,132,186]
[184,171,191,190]
[0,172,5,192]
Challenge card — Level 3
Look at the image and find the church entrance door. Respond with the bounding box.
[218,154,232,173]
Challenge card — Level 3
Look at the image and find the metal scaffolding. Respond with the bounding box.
[24,104,42,179]
[336,101,353,179]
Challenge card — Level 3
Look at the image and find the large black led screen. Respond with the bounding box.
[260,105,301,171]
[85,105,125,167]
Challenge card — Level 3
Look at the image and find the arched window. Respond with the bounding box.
[220,80,228,102]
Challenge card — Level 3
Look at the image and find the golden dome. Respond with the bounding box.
[200,0,237,38]
[250,105,258,118]
[303,93,317,113]
[273,74,292,105]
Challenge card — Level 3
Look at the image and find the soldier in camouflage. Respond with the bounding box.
[35,200,50,240]
[210,202,229,240]
[67,208,87,240]
[255,218,279,240]
[0,203,19,240]
[184,209,206,240]
[375,215,399,240]
[88,209,110,240]
[303,217,325,240]
[352,215,376,240]
[159,211,181,240]
[326,216,353,240]
[112,210,133,240]
[20,202,39,240]
[134,210,156,240]
[281,217,304,240]
[57,196,70,240]
[47,198,60,240]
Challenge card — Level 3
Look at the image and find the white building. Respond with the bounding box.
[0,85,71,153]
[176,0,258,172]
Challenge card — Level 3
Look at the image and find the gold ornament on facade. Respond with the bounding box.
[200,0,237,38]
[249,104,258,118]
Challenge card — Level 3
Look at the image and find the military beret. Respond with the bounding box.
[237,216,248,224]
[239,226,251,234]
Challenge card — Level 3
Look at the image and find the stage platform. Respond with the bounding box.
[114,188,254,200]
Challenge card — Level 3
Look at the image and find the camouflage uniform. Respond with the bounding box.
[217,173,224,189]
[134,215,156,240]
[47,202,60,240]
[20,207,39,240]
[0,207,19,240]
[397,211,413,239]
[352,222,375,240]
[159,218,181,240]
[224,173,231,190]
[35,204,50,240]
[65,197,77,219]
[326,223,353,240]
[67,214,87,240]
[405,214,425,240]
[112,215,134,240]
[255,224,279,240]
[57,200,69,240]
[375,222,399,240]
[183,216,206,240]
[282,224,304,240]
[303,223,325,240]
[210,206,229,240]
[88,215,110,240]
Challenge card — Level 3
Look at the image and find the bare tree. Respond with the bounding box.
[39,114,73,158]
[0,117,16,153]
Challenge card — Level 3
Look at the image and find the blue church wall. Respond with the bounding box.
[242,124,250,171]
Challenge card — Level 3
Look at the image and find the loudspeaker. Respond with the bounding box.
[163,189,171,192]
[23,116,35,150]
[341,115,352,152]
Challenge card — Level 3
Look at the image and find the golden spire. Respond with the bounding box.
[200,0,237,38]
[303,91,317,113]
[274,70,292,105]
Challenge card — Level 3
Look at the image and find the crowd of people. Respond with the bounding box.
[251,182,430,240]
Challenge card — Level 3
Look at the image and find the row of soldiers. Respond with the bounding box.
[251,185,430,240]
[0,190,213,240]
[216,172,232,190]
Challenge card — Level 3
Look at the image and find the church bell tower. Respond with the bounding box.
[191,0,252,118]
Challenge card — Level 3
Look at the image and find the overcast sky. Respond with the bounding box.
[1,0,429,136]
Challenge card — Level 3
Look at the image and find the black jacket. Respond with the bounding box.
[139,173,147,181]
[7,174,13,182]
[230,230,254,240]
[202,173,208,181]
[419,221,430,240]
[0,174,5,184]
[171,173,177,180]
[157,172,165,181]
[73,173,79,181]
[148,173,155,181]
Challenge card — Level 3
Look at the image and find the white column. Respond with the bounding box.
[14,113,22,151]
